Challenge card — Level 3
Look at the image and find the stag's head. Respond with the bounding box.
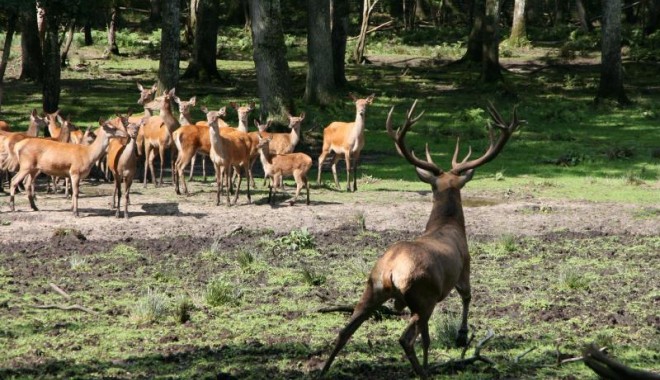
[387,101,520,194]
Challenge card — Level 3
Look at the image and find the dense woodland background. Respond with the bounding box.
[0,0,659,119]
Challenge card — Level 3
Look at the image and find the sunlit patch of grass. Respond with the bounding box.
[205,276,242,307]
[130,288,170,325]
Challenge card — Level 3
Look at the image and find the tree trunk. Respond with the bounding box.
[0,11,17,112]
[482,0,502,82]
[644,0,660,35]
[597,0,629,104]
[305,0,336,105]
[183,0,221,80]
[354,0,379,64]
[554,0,568,26]
[508,0,526,46]
[415,0,434,21]
[575,0,592,32]
[623,0,636,23]
[42,7,61,114]
[20,5,43,82]
[108,6,120,55]
[60,20,75,67]
[84,21,93,45]
[150,0,162,24]
[248,0,293,119]
[331,0,349,87]
[463,0,485,62]
[37,4,45,48]
[158,0,181,92]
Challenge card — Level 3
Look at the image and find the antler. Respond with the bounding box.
[450,102,521,175]
[386,100,442,176]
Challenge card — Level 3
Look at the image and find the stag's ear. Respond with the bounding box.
[415,167,437,185]
[456,169,475,188]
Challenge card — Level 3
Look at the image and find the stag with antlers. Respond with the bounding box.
[321,101,520,378]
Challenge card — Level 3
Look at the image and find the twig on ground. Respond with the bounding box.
[49,283,71,299]
[560,346,607,364]
[317,305,405,316]
[432,329,496,373]
[514,346,537,363]
[31,304,99,315]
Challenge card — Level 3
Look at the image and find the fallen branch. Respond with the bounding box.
[31,304,99,315]
[582,343,660,380]
[49,283,71,299]
[560,346,607,365]
[514,346,537,363]
[432,329,496,373]
[348,20,395,41]
[317,305,405,317]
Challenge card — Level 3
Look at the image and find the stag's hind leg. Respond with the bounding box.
[399,295,435,378]
[454,270,472,347]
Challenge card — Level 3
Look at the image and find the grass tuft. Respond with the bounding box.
[130,288,170,324]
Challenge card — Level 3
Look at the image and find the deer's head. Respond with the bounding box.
[136,82,158,105]
[350,93,375,117]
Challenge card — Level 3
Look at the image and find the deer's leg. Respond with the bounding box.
[317,146,330,185]
[215,164,223,206]
[344,151,352,192]
[170,144,176,188]
[232,166,242,205]
[291,171,303,206]
[10,170,30,211]
[352,151,361,192]
[188,153,196,181]
[123,177,130,219]
[399,314,426,378]
[330,154,341,189]
[202,154,207,182]
[455,269,472,347]
[25,171,39,211]
[304,175,310,205]
[157,145,166,186]
[321,282,388,376]
[112,174,119,209]
[245,165,251,204]
[71,175,80,217]
[143,144,151,187]
[115,176,122,218]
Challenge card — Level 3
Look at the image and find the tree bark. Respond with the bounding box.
[60,20,75,67]
[150,0,162,24]
[305,0,336,105]
[463,0,485,62]
[84,21,93,45]
[0,11,18,111]
[158,0,181,92]
[42,6,61,114]
[482,0,502,82]
[331,0,349,87]
[182,0,220,80]
[644,0,660,35]
[575,0,592,32]
[20,5,43,82]
[508,0,526,46]
[248,0,293,119]
[415,0,434,21]
[597,0,629,104]
[354,0,379,64]
[108,5,120,55]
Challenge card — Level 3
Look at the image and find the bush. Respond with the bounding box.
[130,288,170,324]
[273,228,315,254]
[205,277,242,307]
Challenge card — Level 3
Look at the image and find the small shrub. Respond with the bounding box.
[494,170,506,181]
[205,277,242,307]
[130,289,170,324]
[172,295,194,324]
[273,228,315,254]
[434,312,462,349]
[558,268,591,291]
[355,211,367,233]
[69,255,88,271]
[498,234,517,254]
[301,266,327,287]
[235,251,255,273]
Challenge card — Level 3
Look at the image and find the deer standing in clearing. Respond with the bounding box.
[108,115,147,219]
[317,94,374,192]
[321,101,520,378]
[173,94,209,182]
[202,107,252,206]
[9,122,126,216]
[255,113,305,188]
[0,110,47,191]
[141,88,180,187]
[256,133,312,206]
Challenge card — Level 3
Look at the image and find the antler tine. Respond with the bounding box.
[451,138,474,169]
[386,101,442,176]
[451,104,519,175]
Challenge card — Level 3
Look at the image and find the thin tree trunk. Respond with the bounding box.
[575,0,592,32]
[43,7,61,114]
[150,0,162,24]
[84,22,93,45]
[331,0,349,87]
[623,0,636,23]
[508,0,526,46]
[60,20,75,67]
[158,0,181,92]
[37,4,46,48]
[183,0,220,80]
[20,5,43,82]
[0,12,18,111]
[248,0,293,119]
[597,0,629,104]
[463,0,485,62]
[305,0,336,105]
[415,0,434,21]
[354,0,379,64]
[482,0,502,82]
[108,6,120,55]
[644,0,660,34]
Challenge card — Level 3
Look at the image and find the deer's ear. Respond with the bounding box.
[190,96,196,106]
[366,94,376,104]
[348,93,358,102]
[150,83,158,92]
[299,112,305,120]
[254,119,260,128]
[137,82,144,91]
[200,106,209,114]
[415,167,437,185]
[456,169,475,188]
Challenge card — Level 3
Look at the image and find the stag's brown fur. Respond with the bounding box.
[321,101,520,378]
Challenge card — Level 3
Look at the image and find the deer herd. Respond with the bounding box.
[0,82,531,377]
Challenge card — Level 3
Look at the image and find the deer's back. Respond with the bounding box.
[16,139,89,176]
[271,153,312,176]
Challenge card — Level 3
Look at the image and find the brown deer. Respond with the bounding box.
[229,102,255,132]
[172,107,229,196]
[321,101,520,378]
[317,93,374,191]
[108,115,147,219]
[201,106,252,206]
[0,110,47,191]
[0,121,9,131]
[9,122,127,216]
[173,93,210,182]
[256,133,312,206]
[141,88,180,187]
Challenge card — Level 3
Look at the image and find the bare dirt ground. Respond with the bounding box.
[1,178,657,246]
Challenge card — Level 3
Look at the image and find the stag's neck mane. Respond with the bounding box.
[424,188,466,234]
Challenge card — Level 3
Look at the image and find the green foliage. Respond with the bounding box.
[300,266,327,286]
[205,276,242,307]
[433,312,462,349]
[172,294,194,324]
[130,288,170,324]
[69,254,88,271]
[273,228,315,254]
[629,29,660,62]
[558,268,592,291]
